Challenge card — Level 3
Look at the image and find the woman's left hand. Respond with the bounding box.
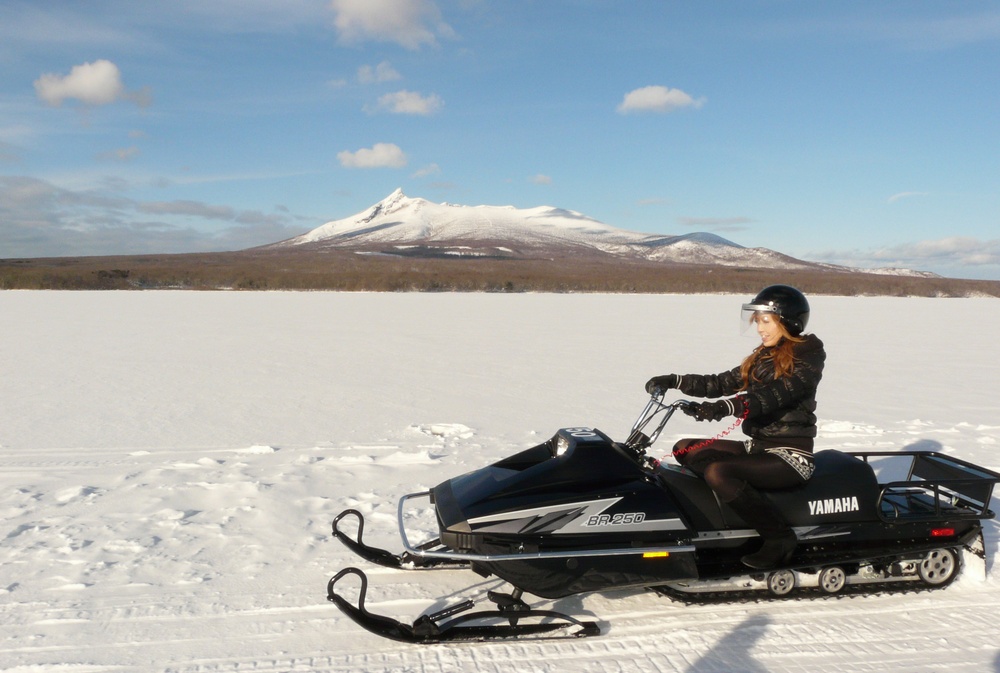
[683,399,735,422]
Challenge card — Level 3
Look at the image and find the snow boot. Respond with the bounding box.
[725,483,797,570]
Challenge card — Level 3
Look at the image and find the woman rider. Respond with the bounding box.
[645,285,826,569]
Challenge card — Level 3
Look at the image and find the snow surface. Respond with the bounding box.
[1,291,999,672]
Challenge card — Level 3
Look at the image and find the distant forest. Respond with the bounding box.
[2,250,998,297]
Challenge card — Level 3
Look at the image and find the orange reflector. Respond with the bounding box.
[931,528,955,537]
[642,551,670,559]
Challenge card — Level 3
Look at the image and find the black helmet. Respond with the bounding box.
[741,285,810,336]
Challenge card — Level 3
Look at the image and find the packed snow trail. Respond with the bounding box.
[2,430,999,672]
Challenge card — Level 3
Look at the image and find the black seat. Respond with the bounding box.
[767,450,881,525]
[659,450,882,530]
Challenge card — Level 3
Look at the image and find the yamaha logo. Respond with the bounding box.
[808,496,860,516]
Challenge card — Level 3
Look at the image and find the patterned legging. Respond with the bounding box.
[672,439,806,502]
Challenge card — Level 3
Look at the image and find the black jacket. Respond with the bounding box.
[677,334,826,446]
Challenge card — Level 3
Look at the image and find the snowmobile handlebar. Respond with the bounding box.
[624,394,693,454]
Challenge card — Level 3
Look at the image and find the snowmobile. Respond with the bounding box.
[326,394,1000,643]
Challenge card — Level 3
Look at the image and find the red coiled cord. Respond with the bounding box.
[665,402,750,462]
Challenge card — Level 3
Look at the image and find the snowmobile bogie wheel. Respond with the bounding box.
[817,566,847,594]
[918,548,959,586]
[766,569,796,596]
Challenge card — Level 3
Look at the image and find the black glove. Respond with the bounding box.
[683,398,738,422]
[644,374,680,395]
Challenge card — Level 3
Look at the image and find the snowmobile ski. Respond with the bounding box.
[327,567,600,643]
[332,509,468,570]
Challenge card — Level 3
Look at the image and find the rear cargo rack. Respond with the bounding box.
[850,451,1000,523]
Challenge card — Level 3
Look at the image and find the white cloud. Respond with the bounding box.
[138,200,237,220]
[331,0,453,49]
[529,174,552,185]
[617,85,705,114]
[412,163,441,178]
[337,142,408,169]
[35,60,123,106]
[887,191,929,204]
[35,59,150,107]
[0,175,309,257]
[358,61,402,83]
[34,59,150,108]
[876,237,1000,265]
[812,236,1000,278]
[374,90,443,115]
[677,216,753,232]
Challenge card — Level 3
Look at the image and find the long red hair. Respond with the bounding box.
[739,322,804,390]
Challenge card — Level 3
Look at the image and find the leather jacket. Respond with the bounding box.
[676,334,826,446]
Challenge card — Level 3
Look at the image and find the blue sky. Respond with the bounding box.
[2,1,999,280]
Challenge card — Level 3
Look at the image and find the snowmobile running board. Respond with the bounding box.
[327,567,600,643]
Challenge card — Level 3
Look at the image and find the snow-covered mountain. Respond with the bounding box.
[265,189,921,274]
[285,188,631,250]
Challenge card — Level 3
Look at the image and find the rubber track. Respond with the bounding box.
[651,576,950,605]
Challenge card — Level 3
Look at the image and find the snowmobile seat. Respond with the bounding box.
[658,449,882,530]
[764,450,882,525]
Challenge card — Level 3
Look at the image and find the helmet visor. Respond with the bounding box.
[741,303,780,336]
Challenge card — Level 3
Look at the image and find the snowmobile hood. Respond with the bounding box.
[433,428,648,532]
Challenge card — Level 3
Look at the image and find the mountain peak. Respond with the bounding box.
[359,188,411,224]
[265,191,825,271]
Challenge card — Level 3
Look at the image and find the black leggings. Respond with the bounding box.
[673,439,804,502]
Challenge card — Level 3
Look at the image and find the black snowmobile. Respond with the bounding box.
[327,394,1000,643]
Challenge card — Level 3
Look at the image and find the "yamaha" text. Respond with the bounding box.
[808,496,860,516]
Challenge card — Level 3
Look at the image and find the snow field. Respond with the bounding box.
[1,291,998,672]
